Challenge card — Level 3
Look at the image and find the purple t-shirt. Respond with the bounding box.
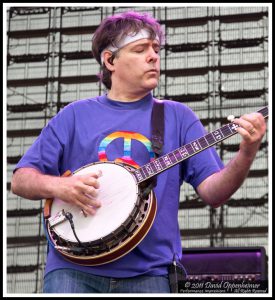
[15,92,223,278]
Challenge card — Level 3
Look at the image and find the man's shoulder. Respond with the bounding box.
[155,98,194,114]
[59,96,100,112]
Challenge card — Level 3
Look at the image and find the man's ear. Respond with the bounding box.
[107,57,114,65]
[103,51,115,71]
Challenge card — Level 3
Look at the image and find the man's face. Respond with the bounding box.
[112,38,161,94]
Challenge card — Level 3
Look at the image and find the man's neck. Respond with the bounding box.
[107,89,151,102]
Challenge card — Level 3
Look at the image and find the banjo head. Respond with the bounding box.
[50,162,139,243]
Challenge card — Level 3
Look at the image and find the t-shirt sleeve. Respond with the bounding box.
[180,112,224,189]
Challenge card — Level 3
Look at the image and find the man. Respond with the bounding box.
[11,11,267,293]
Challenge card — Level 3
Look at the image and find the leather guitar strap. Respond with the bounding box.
[151,99,164,158]
[150,99,165,188]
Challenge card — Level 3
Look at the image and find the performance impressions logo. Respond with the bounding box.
[179,280,268,294]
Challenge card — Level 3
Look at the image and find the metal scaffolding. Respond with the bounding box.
[6,5,269,293]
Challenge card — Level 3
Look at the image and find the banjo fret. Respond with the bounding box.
[205,132,216,145]
[163,154,173,166]
[148,161,158,174]
[197,136,209,148]
[145,164,154,175]
[212,129,223,141]
[185,143,195,155]
[173,149,183,161]
[179,147,189,159]
[156,157,166,170]
[168,152,178,164]
[153,159,163,172]
[191,140,202,152]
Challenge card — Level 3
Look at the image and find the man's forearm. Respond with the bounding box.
[197,150,255,208]
[11,168,60,200]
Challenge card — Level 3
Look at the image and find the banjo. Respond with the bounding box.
[44,106,268,266]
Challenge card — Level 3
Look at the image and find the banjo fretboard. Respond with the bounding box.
[133,106,268,183]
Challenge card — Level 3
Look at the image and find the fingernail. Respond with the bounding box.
[95,200,101,207]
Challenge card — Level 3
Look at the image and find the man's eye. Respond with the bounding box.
[135,48,144,53]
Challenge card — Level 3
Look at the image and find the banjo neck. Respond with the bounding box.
[132,106,268,184]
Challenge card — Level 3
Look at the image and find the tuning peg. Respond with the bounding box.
[227,115,235,122]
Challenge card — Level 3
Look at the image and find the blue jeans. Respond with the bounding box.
[43,269,171,293]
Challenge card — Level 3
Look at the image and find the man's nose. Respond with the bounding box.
[147,48,159,63]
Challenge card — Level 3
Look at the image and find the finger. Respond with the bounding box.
[87,185,99,198]
[235,126,253,141]
[232,117,254,135]
[86,170,103,179]
[239,113,264,129]
[78,190,101,207]
[73,197,98,215]
[83,176,100,189]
